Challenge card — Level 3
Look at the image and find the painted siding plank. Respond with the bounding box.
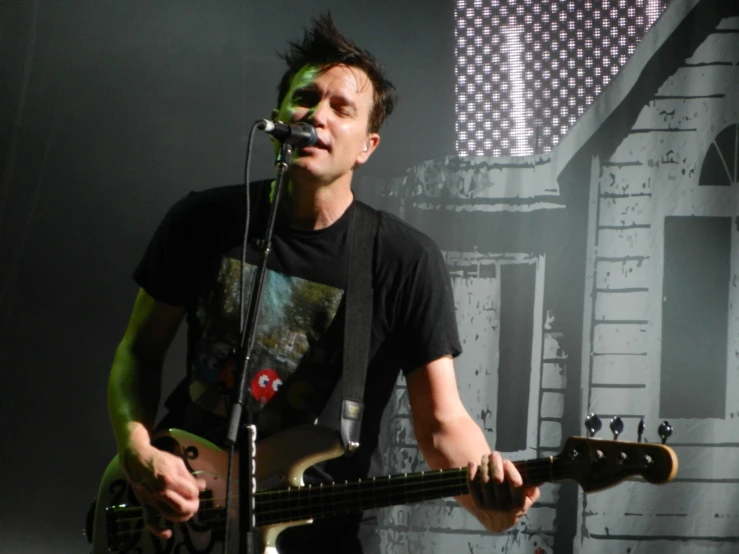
[596,228,652,259]
[541,391,565,418]
[540,421,562,448]
[381,503,555,534]
[593,323,650,354]
[595,291,651,322]
[686,33,739,65]
[380,528,555,554]
[541,361,567,389]
[670,445,739,481]
[584,481,739,539]
[543,332,567,359]
[592,354,649,385]
[388,446,426,474]
[598,164,653,195]
[598,196,652,227]
[589,386,649,417]
[391,417,415,446]
[577,537,739,554]
[595,259,650,290]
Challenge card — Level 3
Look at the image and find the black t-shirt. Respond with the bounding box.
[134,181,462,552]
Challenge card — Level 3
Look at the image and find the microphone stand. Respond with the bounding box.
[224,139,295,554]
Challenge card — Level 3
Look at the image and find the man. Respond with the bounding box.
[108,13,539,553]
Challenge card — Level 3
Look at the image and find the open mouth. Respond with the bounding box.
[301,140,329,153]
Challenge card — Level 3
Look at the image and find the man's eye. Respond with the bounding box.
[292,91,317,106]
[291,93,310,106]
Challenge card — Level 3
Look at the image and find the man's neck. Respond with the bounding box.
[282,177,354,231]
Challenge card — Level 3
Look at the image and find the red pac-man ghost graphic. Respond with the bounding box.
[251,368,283,403]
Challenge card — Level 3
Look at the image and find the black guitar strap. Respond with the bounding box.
[340,200,379,454]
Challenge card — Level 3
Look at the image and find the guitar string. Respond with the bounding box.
[104,455,655,532]
[107,469,655,539]
[102,464,617,533]
[105,468,473,518]
[107,472,469,522]
[104,456,573,516]
[108,475,471,534]
[101,457,593,520]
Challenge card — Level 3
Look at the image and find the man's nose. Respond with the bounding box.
[307,100,329,127]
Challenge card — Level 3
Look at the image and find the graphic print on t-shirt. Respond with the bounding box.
[188,256,344,429]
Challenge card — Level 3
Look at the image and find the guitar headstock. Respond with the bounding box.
[556,436,678,493]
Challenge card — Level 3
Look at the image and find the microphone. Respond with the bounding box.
[256,119,318,148]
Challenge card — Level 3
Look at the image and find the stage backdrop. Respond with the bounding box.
[1,1,738,553]
[356,0,739,553]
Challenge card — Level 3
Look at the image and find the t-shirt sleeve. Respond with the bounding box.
[133,191,205,307]
[392,240,462,375]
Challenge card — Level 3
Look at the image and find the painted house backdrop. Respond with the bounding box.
[355,0,739,552]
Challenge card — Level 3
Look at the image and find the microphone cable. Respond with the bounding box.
[221,119,260,554]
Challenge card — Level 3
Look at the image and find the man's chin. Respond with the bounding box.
[288,161,327,184]
[290,158,318,174]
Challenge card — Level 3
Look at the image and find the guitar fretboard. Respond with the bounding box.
[255,457,558,526]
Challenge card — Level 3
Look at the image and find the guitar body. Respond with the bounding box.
[90,425,345,554]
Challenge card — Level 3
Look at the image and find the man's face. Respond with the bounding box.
[274,64,380,186]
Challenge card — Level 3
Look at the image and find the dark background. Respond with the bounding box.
[0,1,455,551]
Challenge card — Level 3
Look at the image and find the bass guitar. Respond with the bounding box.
[88,424,678,554]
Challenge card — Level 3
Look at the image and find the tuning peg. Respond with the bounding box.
[585,413,602,437]
[610,416,624,440]
[637,418,645,443]
[658,421,673,444]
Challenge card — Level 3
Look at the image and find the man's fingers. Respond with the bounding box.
[157,489,200,521]
[480,455,490,484]
[524,485,541,504]
[167,471,202,500]
[487,452,501,484]
[124,448,207,540]
[468,462,482,505]
[469,453,541,517]
[144,505,173,539]
[480,463,496,508]
[501,459,523,488]
[135,478,201,523]
[145,523,173,540]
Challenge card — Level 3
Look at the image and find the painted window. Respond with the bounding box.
[699,123,739,187]
[660,216,731,418]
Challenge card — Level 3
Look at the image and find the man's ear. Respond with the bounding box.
[355,133,381,167]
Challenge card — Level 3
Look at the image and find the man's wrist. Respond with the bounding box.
[116,423,155,480]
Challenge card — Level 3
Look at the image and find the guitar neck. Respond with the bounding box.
[255,457,558,526]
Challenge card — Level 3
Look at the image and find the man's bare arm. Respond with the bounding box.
[406,356,540,532]
[108,288,184,453]
[108,288,203,538]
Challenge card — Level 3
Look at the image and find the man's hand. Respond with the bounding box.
[121,444,207,539]
[467,452,540,533]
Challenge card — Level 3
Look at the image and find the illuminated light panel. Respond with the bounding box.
[455,0,671,156]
